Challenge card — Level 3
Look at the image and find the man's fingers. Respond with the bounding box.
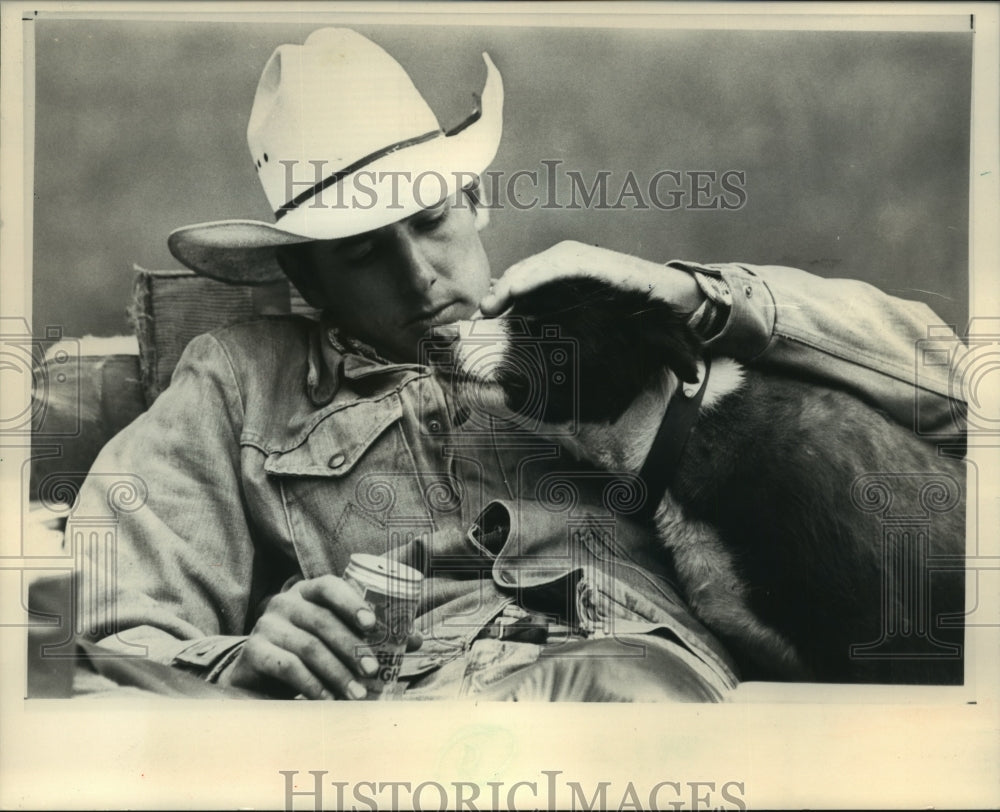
[481,256,567,313]
[479,241,604,315]
[479,240,704,317]
[235,636,333,700]
[296,575,378,634]
[253,614,369,700]
[285,598,380,680]
[479,249,553,314]
[238,573,424,700]
[480,265,552,315]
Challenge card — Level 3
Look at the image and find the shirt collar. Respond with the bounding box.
[306,313,425,406]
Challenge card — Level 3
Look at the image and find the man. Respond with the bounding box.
[70,28,964,701]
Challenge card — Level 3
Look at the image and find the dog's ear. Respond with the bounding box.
[638,301,702,384]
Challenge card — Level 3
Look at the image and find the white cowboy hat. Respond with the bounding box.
[167,27,504,284]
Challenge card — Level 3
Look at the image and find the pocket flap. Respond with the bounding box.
[264,393,403,478]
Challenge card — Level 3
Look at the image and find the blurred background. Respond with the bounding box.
[31,20,972,338]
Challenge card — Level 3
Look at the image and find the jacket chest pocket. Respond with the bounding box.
[263,393,443,577]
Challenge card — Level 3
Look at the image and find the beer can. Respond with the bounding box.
[343,553,423,700]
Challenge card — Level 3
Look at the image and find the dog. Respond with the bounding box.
[430,277,966,684]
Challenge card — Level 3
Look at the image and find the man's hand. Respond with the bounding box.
[478,241,705,317]
[215,575,421,700]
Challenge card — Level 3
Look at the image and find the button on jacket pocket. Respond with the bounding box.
[264,393,404,479]
[262,393,432,576]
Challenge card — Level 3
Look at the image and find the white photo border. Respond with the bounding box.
[1,3,998,810]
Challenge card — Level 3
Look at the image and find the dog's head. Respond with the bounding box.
[426,277,702,428]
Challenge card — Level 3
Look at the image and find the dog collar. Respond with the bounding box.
[636,355,712,521]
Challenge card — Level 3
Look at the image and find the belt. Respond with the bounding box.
[475,605,584,645]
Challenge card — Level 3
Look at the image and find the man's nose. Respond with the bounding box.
[393,234,438,293]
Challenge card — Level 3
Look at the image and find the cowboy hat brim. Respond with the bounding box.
[167,221,313,285]
[168,53,503,285]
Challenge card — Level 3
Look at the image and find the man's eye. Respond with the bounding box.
[341,242,374,263]
[414,210,446,232]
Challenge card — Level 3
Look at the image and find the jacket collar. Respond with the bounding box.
[306,312,424,406]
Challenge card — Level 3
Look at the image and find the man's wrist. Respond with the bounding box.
[206,640,246,684]
[172,635,248,682]
[662,261,734,341]
[686,298,719,338]
[644,260,705,315]
[689,271,733,340]
[666,260,775,360]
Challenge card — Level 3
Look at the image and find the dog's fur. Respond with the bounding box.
[434,278,966,684]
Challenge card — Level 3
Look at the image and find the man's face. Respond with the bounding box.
[294,195,492,363]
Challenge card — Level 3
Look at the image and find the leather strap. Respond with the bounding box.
[636,355,712,520]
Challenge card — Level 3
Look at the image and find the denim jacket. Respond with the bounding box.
[68,261,965,687]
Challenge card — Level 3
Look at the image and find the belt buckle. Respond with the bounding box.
[483,607,581,644]
[495,613,548,644]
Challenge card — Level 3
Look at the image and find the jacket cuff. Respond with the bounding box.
[666,260,776,360]
[172,635,247,681]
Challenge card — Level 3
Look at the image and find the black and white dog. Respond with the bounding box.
[431,278,966,684]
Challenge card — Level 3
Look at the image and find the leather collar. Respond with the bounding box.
[636,356,712,521]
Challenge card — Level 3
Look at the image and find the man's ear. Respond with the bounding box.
[473,204,490,232]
